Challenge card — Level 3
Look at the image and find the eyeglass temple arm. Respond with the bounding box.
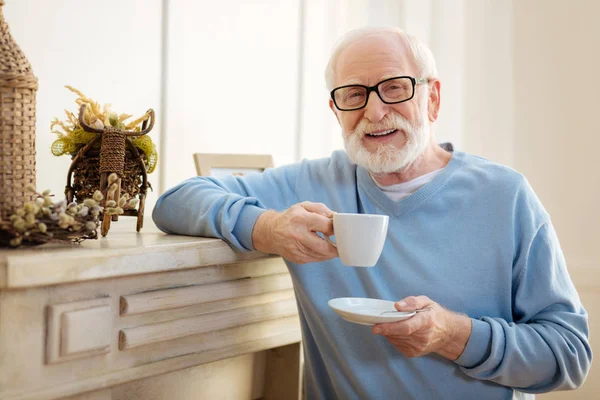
[415,77,430,85]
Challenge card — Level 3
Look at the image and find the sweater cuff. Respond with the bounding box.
[232,205,268,251]
[454,318,492,369]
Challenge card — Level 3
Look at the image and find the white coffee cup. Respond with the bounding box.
[327,213,389,267]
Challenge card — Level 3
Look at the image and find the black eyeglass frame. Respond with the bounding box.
[330,76,429,111]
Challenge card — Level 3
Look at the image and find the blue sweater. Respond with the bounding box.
[152,150,591,399]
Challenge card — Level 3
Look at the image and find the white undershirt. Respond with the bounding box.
[372,168,444,202]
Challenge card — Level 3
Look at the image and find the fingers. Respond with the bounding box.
[373,296,437,336]
[372,312,430,336]
[305,212,334,236]
[395,295,433,312]
[303,232,338,258]
[293,202,334,236]
[282,233,338,264]
[300,201,335,218]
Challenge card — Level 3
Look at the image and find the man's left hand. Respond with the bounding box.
[372,295,472,360]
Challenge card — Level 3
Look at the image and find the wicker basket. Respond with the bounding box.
[0,0,38,219]
[65,104,154,235]
[70,151,144,203]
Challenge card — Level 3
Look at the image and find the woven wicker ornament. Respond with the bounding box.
[0,0,38,219]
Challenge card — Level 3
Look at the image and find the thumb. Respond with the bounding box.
[395,295,432,311]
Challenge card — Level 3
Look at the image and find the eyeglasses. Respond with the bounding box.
[330,76,429,111]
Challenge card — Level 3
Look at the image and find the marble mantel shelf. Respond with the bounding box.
[0,218,274,289]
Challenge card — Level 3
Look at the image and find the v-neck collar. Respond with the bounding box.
[356,151,466,217]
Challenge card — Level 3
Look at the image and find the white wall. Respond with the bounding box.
[512,3,600,396]
[462,0,514,166]
[3,0,163,207]
[163,0,301,190]
[513,0,600,270]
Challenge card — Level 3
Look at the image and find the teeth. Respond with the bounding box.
[368,129,395,136]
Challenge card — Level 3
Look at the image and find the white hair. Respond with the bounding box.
[325,27,438,90]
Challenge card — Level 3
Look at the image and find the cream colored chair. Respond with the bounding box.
[193,153,274,177]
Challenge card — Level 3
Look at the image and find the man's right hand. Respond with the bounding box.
[251,201,339,264]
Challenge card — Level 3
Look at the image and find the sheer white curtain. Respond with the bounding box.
[298,0,514,167]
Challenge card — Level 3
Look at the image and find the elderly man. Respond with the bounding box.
[153,27,591,399]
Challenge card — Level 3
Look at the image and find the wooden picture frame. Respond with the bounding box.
[193,153,274,177]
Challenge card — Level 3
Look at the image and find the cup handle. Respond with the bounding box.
[325,235,337,248]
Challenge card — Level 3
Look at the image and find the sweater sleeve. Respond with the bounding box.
[454,220,592,392]
[152,163,301,251]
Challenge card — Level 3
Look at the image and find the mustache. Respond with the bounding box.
[351,113,415,137]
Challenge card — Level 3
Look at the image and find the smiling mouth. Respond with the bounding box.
[365,129,398,138]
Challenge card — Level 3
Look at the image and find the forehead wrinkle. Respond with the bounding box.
[341,52,407,70]
[337,58,412,87]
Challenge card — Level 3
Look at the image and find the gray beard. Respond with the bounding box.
[343,123,430,174]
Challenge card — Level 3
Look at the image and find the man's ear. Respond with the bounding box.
[428,79,441,122]
[329,99,341,124]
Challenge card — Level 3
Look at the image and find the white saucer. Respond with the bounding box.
[328,297,416,326]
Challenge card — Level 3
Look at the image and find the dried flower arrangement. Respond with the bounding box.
[0,189,100,247]
[51,86,158,175]
[50,86,156,235]
[0,174,140,248]
[0,185,92,247]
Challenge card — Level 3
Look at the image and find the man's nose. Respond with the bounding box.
[363,91,388,123]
